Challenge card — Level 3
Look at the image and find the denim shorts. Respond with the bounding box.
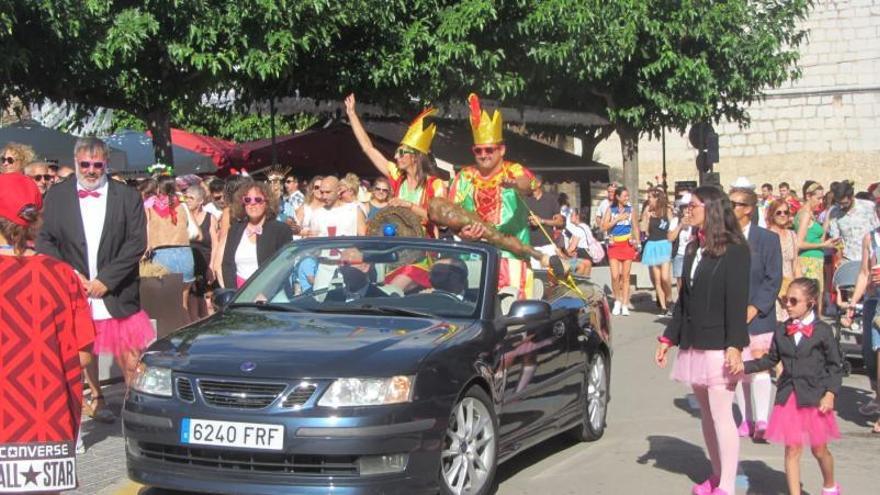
[672,254,685,278]
[152,246,195,283]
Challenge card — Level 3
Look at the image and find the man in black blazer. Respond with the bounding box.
[37,137,148,426]
[730,186,782,436]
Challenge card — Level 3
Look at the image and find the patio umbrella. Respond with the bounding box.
[0,119,128,169]
[105,130,217,175]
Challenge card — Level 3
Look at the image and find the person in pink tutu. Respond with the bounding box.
[655,186,750,495]
[744,277,843,495]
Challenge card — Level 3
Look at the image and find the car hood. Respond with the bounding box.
[145,308,474,379]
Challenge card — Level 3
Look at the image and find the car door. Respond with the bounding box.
[496,306,569,443]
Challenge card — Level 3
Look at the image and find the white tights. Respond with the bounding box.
[693,384,739,495]
[735,372,773,424]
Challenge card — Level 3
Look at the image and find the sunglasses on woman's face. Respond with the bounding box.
[2,156,15,164]
[373,187,390,193]
[31,174,53,182]
[243,196,265,205]
[774,209,790,217]
[784,297,802,306]
[395,148,417,158]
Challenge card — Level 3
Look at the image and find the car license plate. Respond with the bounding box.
[180,418,284,451]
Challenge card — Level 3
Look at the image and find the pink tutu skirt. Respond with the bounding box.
[765,392,840,447]
[742,332,774,361]
[93,310,155,357]
[671,348,741,388]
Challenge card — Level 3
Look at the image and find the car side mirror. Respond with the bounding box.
[212,288,236,310]
[498,300,551,331]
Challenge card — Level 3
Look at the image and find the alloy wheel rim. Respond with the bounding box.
[587,355,607,431]
[441,397,495,495]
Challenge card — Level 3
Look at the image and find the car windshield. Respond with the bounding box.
[233,239,487,319]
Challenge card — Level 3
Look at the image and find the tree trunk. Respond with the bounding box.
[617,123,640,217]
[147,108,174,168]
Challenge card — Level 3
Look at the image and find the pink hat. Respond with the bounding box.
[0,174,42,226]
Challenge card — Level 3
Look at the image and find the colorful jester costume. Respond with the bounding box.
[448,94,536,298]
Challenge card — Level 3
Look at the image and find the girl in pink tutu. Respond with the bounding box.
[744,277,843,495]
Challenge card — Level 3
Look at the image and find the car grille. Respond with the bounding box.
[176,377,195,402]
[281,384,317,408]
[134,441,359,476]
[197,379,287,409]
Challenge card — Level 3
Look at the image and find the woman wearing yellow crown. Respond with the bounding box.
[345,94,447,237]
[449,93,537,299]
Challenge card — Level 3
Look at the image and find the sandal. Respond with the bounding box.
[84,395,116,424]
[872,420,880,434]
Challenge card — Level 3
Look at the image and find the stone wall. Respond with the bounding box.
[592,0,880,194]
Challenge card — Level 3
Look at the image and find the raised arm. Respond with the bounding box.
[345,94,391,178]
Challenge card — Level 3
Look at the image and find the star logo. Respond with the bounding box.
[22,464,41,486]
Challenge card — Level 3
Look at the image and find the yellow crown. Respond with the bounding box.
[400,107,437,154]
[468,93,503,145]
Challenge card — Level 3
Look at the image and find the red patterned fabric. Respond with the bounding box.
[0,255,95,444]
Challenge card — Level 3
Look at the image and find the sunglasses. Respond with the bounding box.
[774,209,790,217]
[285,179,297,184]
[687,201,705,210]
[395,148,417,158]
[242,196,265,205]
[267,177,283,183]
[373,187,390,193]
[783,297,803,306]
[31,174,53,182]
[2,157,15,164]
[79,161,105,170]
[471,145,499,156]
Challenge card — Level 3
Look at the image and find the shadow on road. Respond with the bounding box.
[739,460,795,495]
[636,435,712,484]
[833,384,876,428]
[495,434,579,484]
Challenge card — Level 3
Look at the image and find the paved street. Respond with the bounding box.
[81,294,877,495]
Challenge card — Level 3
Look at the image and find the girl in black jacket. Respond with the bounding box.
[744,278,842,495]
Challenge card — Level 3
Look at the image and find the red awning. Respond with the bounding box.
[228,125,399,178]
[147,128,236,169]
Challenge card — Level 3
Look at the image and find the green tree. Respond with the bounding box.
[0,1,381,165]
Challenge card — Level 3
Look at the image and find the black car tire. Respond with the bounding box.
[439,386,499,495]
[570,352,608,442]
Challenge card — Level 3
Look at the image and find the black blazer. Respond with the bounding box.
[222,219,291,289]
[744,319,843,407]
[746,224,782,335]
[36,178,147,318]
[664,242,751,350]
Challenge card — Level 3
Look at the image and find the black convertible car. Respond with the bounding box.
[123,237,612,495]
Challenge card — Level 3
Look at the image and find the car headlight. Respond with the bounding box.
[131,363,173,397]
[318,376,414,407]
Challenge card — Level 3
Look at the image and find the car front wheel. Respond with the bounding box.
[571,352,608,442]
[439,386,498,495]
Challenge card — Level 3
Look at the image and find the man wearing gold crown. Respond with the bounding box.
[449,93,537,299]
[345,94,447,236]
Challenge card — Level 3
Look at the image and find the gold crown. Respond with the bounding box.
[468,93,503,145]
[400,107,437,154]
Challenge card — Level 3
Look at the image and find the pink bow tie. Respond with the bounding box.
[78,190,101,199]
[246,225,263,237]
[786,320,814,338]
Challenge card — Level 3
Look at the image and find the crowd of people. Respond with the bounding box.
[1,98,878,494]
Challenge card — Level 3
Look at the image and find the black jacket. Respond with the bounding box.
[746,224,782,335]
[664,242,751,350]
[37,178,147,318]
[222,219,291,289]
[744,319,843,407]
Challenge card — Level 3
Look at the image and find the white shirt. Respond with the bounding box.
[234,234,259,281]
[595,199,611,226]
[742,221,751,241]
[565,222,595,250]
[669,217,693,257]
[791,311,816,346]
[77,181,111,320]
[310,203,360,237]
[204,202,222,219]
[690,247,704,285]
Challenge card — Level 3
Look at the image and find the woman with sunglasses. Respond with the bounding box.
[297,176,323,236]
[766,197,803,322]
[221,182,290,289]
[655,186,750,495]
[0,141,35,174]
[145,176,195,323]
[365,177,392,220]
[796,181,838,315]
[345,94,446,235]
